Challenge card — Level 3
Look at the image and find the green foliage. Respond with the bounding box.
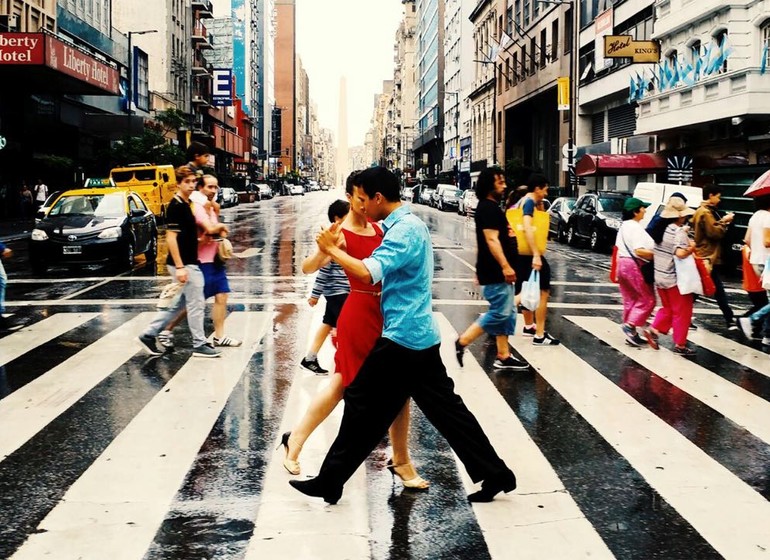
[504,157,534,187]
[33,154,75,172]
[104,127,185,169]
[153,108,187,136]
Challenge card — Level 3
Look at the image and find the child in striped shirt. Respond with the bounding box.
[300,200,351,374]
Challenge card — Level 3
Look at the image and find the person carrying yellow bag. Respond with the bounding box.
[508,173,560,346]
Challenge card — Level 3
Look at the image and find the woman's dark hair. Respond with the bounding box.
[475,166,505,199]
[354,166,400,201]
[753,194,770,211]
[649,215,677,244]
[345,170,360,195]
[327,199,350,222]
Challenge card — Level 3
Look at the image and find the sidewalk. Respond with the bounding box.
[0,218,35,243]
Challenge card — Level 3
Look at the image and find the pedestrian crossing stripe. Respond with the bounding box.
[0,312,98,367]
[10,312,270,560]
[512,320,770,559]
[686,325,770,379]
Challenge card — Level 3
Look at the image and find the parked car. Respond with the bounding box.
[29,187,157,273]
[566,192,629,251]
[289,183,305,196]
[219,187,239,208]
[434,184,460,211]
[547,196,577,242]
[458,189,478,216]
[320,183,330,191]
[419,186,436,205]
[256,183,273,200]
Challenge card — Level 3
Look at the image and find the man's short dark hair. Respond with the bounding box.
[475,166,505,199]
[328,199,350,222]
[702,184,723,199]
[526,173,549,192]
[186,141,210,162]
[354,167,400,202]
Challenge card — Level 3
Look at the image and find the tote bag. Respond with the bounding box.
[742,246,763,292]
[520,270,541,310]
[674,255,703,295]
[506,208,548,256]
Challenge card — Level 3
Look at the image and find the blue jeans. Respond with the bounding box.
[143,265,207,348]
[0,258,6,314]
[478,283,516,336]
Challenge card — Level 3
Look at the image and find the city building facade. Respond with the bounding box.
[469,0,496,183]
[274,0,296,174]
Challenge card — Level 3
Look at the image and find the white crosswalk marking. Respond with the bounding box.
[687,326,770,380]
[0,312,98,367]
[512,324,770,559]
[10,312,270,560]
[436,314,614,559]
[568,316,770,446]
[0,313,155,461]
[244,303,369,559]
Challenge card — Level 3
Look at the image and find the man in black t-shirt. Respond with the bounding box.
[138,165,221,358]
[455,167,528,370]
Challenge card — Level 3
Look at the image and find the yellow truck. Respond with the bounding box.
[109,163,177,218]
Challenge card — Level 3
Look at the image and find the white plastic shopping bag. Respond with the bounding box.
[674,255,703,295]
[762,256,770,290]
[520,270,540,310]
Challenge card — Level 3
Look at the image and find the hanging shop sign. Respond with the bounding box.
[604,35,661,63]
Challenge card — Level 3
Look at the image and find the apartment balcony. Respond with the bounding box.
[192,51,212,76]
[191,0,214,18]
[192,21,213,49]
[636,67,770,135]
[192,94,211,108]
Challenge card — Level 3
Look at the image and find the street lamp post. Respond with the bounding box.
[126,29,158,138]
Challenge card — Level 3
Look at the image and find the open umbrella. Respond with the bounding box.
[744,169,770,197]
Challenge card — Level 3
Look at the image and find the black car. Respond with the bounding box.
[566,192,629,251]
[29,188,157,273]
[547,196,576,242]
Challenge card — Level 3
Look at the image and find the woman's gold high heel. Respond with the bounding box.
[386,459,430,491]
[277,431,301,475]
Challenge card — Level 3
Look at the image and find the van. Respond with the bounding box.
[633,182,703,230]
[109,163,177,218]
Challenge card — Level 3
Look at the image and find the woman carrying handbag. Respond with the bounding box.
[615,197,655,346]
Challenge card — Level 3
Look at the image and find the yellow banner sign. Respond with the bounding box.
[557,77,569,111]
[604,35,660,63]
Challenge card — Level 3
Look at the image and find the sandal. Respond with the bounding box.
[386,459,429,491]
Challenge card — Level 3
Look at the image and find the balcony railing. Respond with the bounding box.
[191,0,214,18]
[192,21,213,49]
[192,51,212,76]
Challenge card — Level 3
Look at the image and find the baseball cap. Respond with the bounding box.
[623,197,651,212]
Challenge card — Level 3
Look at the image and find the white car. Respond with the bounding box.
[458,189,478,216]
[289,184,304,196]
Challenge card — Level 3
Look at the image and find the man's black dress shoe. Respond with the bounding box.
[289,477,343,505]
[467,470,517,503]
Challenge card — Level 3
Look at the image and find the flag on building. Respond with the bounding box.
[628,75,637,103]
[499,31,514,54]
[761,43,769,75]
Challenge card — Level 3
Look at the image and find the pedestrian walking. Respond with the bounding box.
[616,197,655,346]
[19,182,33,219]
[737,194,770,344]
[299,199,351,375]
[692,184,737,330]
[137,165,221,358]
[186,141,211,174]
[455,167,528,371]
[33,179,48,211]
[644,197,698,356]
[514,173,560,345]
[0,241,11,330]
[281,172,428,490]
[290,166,515,505]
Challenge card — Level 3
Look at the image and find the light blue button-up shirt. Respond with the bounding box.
[362,205,441,350]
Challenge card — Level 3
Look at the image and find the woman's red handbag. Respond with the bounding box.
[609,245,620,283]
[742,246,763,292]
[694,257,716,297]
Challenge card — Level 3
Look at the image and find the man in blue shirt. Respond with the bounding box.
[289,167,515,505]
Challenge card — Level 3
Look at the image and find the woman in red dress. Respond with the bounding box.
[280,173,428,490]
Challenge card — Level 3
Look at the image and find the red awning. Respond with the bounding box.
[575,153,666,177]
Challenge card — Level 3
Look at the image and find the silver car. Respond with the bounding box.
[458,189,478,216]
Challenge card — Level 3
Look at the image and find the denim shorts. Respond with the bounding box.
[478,283,516,336]
[201,262,230,299]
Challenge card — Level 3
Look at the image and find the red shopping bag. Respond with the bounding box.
[742,246,763,292]
[694,257,716,297]
[609,245,619,283]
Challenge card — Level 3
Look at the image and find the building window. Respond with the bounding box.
[498,63,503,93]
[762,21,770,68]
[714,30,729,73]
[507,6,513,36]
[540,28,547,67]
[524,0,530,27]
[552,19,559,61]
[521,45,527,77]
[505,58,510,90]
[513,52,519,84]
[564,8,573,54]
[530,37,536,73]
[689,39,701,65]
[515,0,522,29]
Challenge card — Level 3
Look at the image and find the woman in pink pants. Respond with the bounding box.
[615,197,655,346]
[644,197,697,357]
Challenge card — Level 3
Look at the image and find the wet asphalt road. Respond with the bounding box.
[1,191,769,560]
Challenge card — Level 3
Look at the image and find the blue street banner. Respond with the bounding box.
[212,68,233,107]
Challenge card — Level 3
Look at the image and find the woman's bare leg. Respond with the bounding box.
[287,373,345,462]
[388,400,429,487]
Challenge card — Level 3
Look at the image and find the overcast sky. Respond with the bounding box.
[296,1,405,147]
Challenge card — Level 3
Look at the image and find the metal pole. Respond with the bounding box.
[126,32,132,138]
[567,3,575,196]
[492,65,497,167]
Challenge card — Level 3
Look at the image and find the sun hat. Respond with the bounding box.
[659,196,695,219]
[623,197,650,212]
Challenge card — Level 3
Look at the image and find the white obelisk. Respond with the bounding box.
[337,76,349,187]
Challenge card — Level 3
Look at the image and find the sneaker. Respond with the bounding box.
[643,328,659,350]
[630,333,648,347]
[726,318,739,332]
[226,303,247,313]
[493,355,529,370]
[532,332,560,346]
[138,334,163,356]
[157,330,175,349]
[621,323,639,345]
[192,344,222,358]
[455,338,466,367]
[673,345,696,357]
[762,337,770,346]
[300,357,328,374]
[737,317,754,339]
[688,323,698,331]
[213,335,242,347]
[521,325,537,337]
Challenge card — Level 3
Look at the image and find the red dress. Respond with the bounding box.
[334,223,384,387]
